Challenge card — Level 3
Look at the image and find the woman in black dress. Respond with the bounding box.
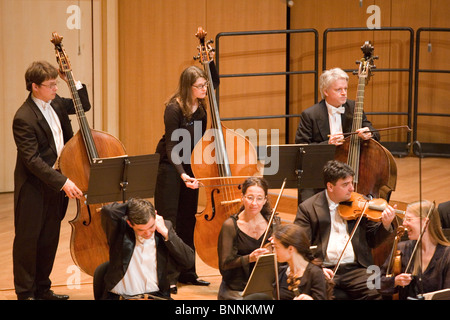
[154,66,210,293]
[217,177,275,300]
[272,223,329,300]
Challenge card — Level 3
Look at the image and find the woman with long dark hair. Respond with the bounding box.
[272,223,329,300]
[154,66,210,293]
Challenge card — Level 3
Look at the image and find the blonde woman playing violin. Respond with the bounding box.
[379,200,450,299]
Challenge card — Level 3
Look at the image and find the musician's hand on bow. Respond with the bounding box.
[181,173,199,189]
[356,127,372,140]
[395,273,412,287]
[294,293,313,300]
[249,247,270,263]
[381,204,397,230]
[322,267,334,280]
[328,133,344,146]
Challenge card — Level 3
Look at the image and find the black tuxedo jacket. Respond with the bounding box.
[295,99,380,144]
[294,190,392,268]
[100,202,195,298]
[13,86,91,217]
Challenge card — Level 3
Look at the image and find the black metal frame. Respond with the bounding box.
[323,27,415,157]
[214,28,319,144]
[413,28,450,158]
[213,25,449,158]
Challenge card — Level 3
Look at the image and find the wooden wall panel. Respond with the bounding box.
[118,0,207,156]
[0,0,99,192]
[118,0,286,156]
[117,0,449,156]
[288,0,450,145]
[205,0,287,146]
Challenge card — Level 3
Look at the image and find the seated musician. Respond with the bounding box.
[272,223,330,300]
[93,198,195,300]
[294,160,396,300]
[294,67,379,202]
[379,200,450,299]
[217,177,278,300]
[295,67,379,146]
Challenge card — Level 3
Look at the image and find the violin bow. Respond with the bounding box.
[260,178,286,247]
[330,125,411,138]
[260,178,286,301]
[331,200,370,279]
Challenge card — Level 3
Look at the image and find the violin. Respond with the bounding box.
[385,225,406,278]
[338,192,405,222]
[331,192,404,278]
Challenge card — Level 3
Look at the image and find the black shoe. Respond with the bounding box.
[36,290,69,300]
[170,285,178,294]
[179,278,210,286]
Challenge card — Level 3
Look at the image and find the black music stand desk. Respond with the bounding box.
[263,144,336,205]
[86,153,160,204]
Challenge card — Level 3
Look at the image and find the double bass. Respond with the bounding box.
[334,42,400,266]
[51,33,126,276]
[191,27,260,269]
[335,41,397,201]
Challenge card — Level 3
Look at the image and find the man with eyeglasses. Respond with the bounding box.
[12,60,91,300]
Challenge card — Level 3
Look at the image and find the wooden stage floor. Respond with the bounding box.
[0,156,449,300]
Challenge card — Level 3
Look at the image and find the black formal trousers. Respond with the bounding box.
[154,162,199,283]
[13,183,67,299]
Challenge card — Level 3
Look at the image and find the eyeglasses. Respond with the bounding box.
[40,81,58,89]
[403,216,421,224]
[244,195,266,204]
[192,81,209,90]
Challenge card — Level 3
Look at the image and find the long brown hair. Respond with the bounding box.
[166,65,207,120]
[407,200,450,246]
[407,200,450,275]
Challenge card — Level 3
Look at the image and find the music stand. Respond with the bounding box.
[263,144,336,205]
[86,153,160,204]
[242,253,277,299]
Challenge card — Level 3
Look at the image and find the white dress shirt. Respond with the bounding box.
[32,96,64,158]
[324,190,355,266]
[325,101,345,135]
[111,233,159,296]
